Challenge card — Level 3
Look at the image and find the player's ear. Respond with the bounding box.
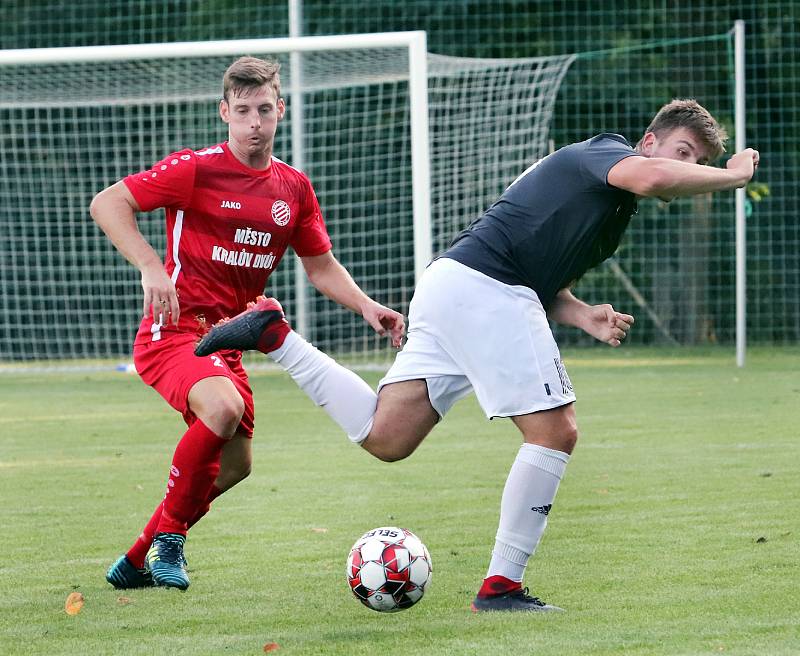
[640,131,657,157]
[219,98,230,124]
[277,97,286,121]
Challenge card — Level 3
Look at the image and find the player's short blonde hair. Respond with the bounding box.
[222,56,281,102]
[639,99,728,162]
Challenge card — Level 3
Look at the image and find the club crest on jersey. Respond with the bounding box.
[271,200,291,226]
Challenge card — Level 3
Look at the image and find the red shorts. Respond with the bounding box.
[133,332,255,438]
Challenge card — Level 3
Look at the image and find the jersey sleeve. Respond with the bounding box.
[581,134,640,188]
[290,175,333,257]
[122,149,196,212]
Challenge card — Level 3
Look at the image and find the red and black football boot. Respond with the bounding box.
[194,296,290,357]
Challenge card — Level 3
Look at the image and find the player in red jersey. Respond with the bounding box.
[91,56,404,590]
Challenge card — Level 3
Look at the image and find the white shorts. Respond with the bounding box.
[379,258,576,419]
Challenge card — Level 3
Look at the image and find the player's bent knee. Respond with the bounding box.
[515,403,580,454]
[362,385,436,462]
[360,438,410,463]
[212,395,245,425]
[542,417,578,453]
[361,425,425,462]
[560,424,579,453]
[368,446,412,463]
[563,408,580,450]
[193,394,245,438]
[361,431,415,462]
[188,377,247,437]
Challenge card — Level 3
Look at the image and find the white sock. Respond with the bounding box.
[486,443,570,582]
[269,331,377,443]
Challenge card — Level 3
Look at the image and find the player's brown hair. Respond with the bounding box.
[638,99,728,162]
[222,56,281,101]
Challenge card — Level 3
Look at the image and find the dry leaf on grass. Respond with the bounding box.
[65,592,84,615]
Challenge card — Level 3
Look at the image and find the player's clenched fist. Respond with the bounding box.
[726,147,759,184]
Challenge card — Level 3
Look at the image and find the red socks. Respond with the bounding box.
[125,420,227,567]
[477,575,523,598]
[127,501,165,568]
[157,420,227,535]
[126,482,225,568]
[257,318,290,353]
[126,419,228,569]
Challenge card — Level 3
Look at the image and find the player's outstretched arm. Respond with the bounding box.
[608,148,759,202]
[300,251,405,347]
[547,289,634,347]
[89,181,180,324]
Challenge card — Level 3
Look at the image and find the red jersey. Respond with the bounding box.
[123,142,332,344]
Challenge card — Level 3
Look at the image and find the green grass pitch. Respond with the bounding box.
[1,348,798,655]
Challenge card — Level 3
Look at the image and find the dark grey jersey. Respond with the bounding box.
[442,133,639,308]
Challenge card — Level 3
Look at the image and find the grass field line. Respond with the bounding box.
[0,455,141,469]
[0,410,149,424]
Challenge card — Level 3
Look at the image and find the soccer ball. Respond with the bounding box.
[346,526,432,612]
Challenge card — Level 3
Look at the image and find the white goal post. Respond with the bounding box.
[0,32,572,366]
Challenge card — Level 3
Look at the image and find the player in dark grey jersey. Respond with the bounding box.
[196,99,759,612]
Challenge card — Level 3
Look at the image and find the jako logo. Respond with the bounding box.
[272,200,291,226]
[220,200,241,209]
[531,504,551,515]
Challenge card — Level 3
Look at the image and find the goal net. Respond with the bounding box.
[0,34,573,368]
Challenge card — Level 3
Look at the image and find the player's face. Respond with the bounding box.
[642,127,711,165]
[220,84,285,164]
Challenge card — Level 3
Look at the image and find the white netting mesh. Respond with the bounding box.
[428,53,574,250]
[0,40,572,366]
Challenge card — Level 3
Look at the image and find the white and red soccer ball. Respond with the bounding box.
[346,526,432,612]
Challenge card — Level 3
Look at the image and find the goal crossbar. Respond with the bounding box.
[0,31,427,65]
